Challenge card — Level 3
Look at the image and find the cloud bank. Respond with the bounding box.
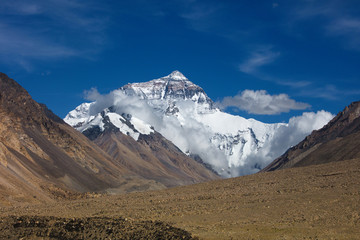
[83,88,333,177]
[233,110,334,176]
[0,0,109,69]
[218,90,310,115]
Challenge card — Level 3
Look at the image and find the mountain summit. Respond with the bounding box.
[165,70,188,81]
[120,71,214,109]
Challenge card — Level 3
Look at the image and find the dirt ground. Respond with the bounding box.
[0,216,195,240]
[1,158,360,239]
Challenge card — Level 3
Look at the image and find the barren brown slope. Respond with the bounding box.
[262,101,360,172]
[94,131,219,188]
[0,73,166,206]
[2,157,359,239]
[0,73,218,206]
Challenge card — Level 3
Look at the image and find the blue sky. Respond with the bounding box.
[1,0,359,123]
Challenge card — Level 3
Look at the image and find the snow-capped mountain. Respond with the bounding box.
[120,70,215,112]
[121,71,210,102]
[65,71,332,177]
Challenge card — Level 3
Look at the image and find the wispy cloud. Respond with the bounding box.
[272,3,279,9]
[292,3,333,20]
[237,46,313,88]
[289,0,360,51]
[330,18,360,34]
[180,4,217,21]
[0,0,110,70]
[239,47,280,74]
[218,90,310,115]
[0,25,79,58]
[326,17,360,50]
[244,69,312,88]
[297,84,360,100]
[178,1,223,33]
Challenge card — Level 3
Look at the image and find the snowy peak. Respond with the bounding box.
[164,70,188,81]
[120,71,215,110]
[64,102,92,128]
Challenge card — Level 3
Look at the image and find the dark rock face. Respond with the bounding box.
[82,125,103,141]
[262,101,360,172]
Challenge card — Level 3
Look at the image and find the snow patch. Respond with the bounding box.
[131,117,154,135]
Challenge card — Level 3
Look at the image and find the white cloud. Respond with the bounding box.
[219,90,310,115]
[234,110,334,175]
[84,88,102,102]
[239,47,280,74]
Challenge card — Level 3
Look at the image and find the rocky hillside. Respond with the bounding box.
[0,73,217,206]
[262,101,360,171]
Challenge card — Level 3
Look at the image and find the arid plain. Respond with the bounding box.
[1,157,359,239]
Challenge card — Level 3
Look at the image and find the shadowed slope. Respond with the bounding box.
[94,130,219,188]
[262,101,360,171]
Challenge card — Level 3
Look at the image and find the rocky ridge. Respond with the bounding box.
[262,101,360,171]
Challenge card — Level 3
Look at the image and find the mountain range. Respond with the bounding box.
[65,71,333,177]
[1,70,355,206]
[0,72,218,206]
[1,71,359,238]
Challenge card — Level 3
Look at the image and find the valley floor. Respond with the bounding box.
[1,158,360,239]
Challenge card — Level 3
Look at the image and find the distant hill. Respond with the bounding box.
[262,101,360,172]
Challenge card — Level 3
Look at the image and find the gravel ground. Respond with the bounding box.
[1,158,360,239]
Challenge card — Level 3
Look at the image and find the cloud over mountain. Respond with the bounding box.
[218,90,310,115]
[234,110,335,175]
[67,72,333,177]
